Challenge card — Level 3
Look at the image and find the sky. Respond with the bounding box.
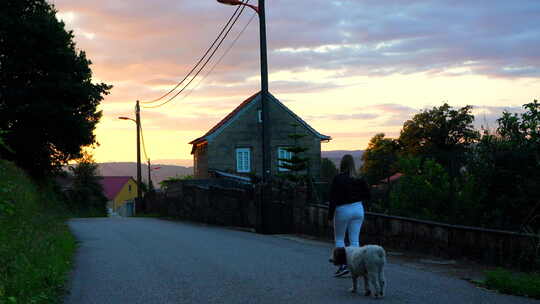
[52,0,540,166]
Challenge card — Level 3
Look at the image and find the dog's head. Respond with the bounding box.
[329,247,347,266]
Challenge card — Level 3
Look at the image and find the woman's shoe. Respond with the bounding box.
[334,265,349,277]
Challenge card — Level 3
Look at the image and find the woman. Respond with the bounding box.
[328,154,370,277]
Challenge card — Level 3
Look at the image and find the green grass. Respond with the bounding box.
[0,160,77,304]
[483,268,540,299]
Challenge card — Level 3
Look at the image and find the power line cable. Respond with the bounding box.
[139,120,149,161]
[181,11,257,100]
[142,1,249,109]
[140,1,245,104]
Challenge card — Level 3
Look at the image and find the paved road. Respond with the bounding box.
[65,218,535,304]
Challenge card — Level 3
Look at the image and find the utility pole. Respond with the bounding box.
[135,100,141,216]
[147,158,152,191]
[216,0,271,233]
[259,0,270,183]
[258,0,271,234]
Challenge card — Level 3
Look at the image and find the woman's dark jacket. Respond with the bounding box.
[328,173,371,221]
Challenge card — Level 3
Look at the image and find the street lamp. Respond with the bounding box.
[217,0,259,13]
[118,100,142,215]
[216,0,270,183]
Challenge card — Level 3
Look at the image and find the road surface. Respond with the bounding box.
[65,217,535,304]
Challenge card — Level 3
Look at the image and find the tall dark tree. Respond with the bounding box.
[278,123,310,182]
[68,152,107,216]
[398,103,479,176]
[0,0,111,177]
[468,100,540,231]
[320,157,338,182]
[360,133,400,185]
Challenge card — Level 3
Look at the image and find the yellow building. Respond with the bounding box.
[100,176,138,214]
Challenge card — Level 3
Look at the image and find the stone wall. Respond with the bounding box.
[146,183,539,269]
[301,204,540,269]
[146,180,257,229]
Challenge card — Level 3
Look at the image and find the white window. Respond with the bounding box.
[236,148,251,173]
[278,147,293,171]
[257,110,262,123]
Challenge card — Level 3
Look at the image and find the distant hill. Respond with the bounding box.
[95,151,362,184]
[97,162,193,185]
[321,150,364,170]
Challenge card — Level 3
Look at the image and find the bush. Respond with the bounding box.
[484,268,540,299]
[389,156,451,221]
[0,160,76,303]
[65,153,107,217]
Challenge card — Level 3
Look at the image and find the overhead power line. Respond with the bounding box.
[142,1,249,109]
[140,128,148,161]
[141,0,247,105]
[181,11,257,101]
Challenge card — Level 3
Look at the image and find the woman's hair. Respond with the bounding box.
[339,154,356,177]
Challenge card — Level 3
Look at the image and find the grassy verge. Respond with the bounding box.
[0,160,76,304]
[482,268,540,299]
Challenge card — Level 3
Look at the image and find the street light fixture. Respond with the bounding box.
[118,100,142,215]
[216,0,259,14]
[118,116,135,122]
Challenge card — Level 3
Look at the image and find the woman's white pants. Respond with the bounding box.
[333,202,364,247]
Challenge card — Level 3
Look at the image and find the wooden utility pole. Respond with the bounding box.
[259,0,270,183]
[135,100,141,216]
[147,158,152,191]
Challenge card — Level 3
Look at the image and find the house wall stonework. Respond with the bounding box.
[205,97,324,178]
[193,144,209,178]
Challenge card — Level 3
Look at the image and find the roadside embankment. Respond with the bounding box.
[0,160,76,304]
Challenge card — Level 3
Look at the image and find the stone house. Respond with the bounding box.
[190,91,331,179]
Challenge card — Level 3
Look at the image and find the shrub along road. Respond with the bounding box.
[65,218,536,304]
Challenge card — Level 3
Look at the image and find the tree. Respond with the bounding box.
[320,157,338,182]
[278,123,310,183]
[360,133,401,185]
[399,103,479,176]
[467,100,540,231]
[0,130,12,153]
[0,0,112,177]
[389,156,451,221]
[67,152,107,216]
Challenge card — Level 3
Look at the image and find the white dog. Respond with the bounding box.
[330,245,386,298]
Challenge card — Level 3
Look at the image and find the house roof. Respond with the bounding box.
[189,91,331,145]
[99,176,134,201]
[379,173,403,184]
[209,169,252,184]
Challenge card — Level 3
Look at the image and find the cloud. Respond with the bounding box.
[307,113,379,120]
[50,0,540,160]
[54,0,540,97]
[470,104,526,131]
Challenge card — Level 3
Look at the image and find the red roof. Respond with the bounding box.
[380,173,403,184]
[99,176,134,200]
[189,91,259,145]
